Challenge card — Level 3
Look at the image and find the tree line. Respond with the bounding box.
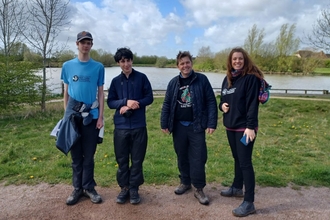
[1,0,330,113]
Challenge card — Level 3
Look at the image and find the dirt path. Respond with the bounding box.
[0,183,329,220]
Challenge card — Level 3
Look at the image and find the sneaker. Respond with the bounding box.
[116,187,129,204]
[174,184,192,195]
[66,188,83,205]
[220,187,244,197]
[130,189,141,204]
[84,188,102,204]
[232,201,256,217]
[194,188,209,205]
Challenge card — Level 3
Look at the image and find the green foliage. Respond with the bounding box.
[277,56,289,72]
[155,56,168,68]
[0,97,330,188]
[23,51,43,63]
[244,24,265,58]
[302,58,321,74]
[275,23,300,57]
[194,57,215,71]
[133,54,157,65]
[324,60,330,68]
[56,50,75,63]
[0,59,42,114]
[289,56,303,72]
[213,49,231,71]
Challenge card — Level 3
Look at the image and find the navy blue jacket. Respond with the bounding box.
[107,69,153,129]
[219,74,260,129]
[161,71,218,133]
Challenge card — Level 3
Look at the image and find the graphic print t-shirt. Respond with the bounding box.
[175,76,193,121]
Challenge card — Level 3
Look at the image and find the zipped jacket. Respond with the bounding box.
[107,69,153,129]
[161,71,218,133]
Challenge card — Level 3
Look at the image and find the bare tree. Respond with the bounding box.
[22,0,70,111]
[306,6,330,51]
[0,0,26,58]
[195,46,215,71]
[275,23,300,57]
[197,46,214,58]
[244,24,265,58]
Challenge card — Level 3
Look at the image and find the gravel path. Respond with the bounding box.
[1,183,329,220]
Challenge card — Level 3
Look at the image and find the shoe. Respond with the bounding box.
[66,188,83,205]
[232,201,256,217]
[130,189,141,204]
[116,187,129,204]
[174,184,192,195]
[220,187,244,197]
[84,188,102,204]
[194,188,209,205]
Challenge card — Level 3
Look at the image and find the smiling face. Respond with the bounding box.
[177,56,193,78]
[231,52,244,70]
[118,57,133,75]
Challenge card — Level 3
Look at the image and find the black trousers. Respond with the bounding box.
[114,127,147,190]
[226,130,256,202]
[172,122,207,189]
[70,119,99,190]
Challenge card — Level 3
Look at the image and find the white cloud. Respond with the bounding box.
[175,35,182,44]
[56,0,330,58]
[64,0,182,57]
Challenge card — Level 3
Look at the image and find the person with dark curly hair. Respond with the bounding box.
[107,47,153,205]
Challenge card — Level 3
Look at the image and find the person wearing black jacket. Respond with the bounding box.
[219,47,264,217]
[107,48,153,205]
[161,51,218,205]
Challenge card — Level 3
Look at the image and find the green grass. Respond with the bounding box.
[0,97,329,188]
[314,68,330,75]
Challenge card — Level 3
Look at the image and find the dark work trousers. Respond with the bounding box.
[114,127,147,190]
[226,130,256,202]
[70,119,99,190]
[172,121,207,189]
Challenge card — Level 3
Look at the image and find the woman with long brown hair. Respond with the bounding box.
[219,47,264,217]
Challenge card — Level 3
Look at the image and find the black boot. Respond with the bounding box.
[220,187,244,197]
[232,201,256,217]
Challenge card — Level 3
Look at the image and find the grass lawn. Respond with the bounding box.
[0,97,329,188]
[314,68,330,75]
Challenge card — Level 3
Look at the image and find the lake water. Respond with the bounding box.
[44,67,330,94]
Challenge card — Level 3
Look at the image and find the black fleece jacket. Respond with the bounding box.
[219,73,260,130]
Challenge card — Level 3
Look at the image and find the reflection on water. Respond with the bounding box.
[43,67,330,94]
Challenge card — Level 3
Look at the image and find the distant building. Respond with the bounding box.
[294,50,328,59]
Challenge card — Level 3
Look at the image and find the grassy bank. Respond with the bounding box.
[0,97,329,188]
[314,68,330,76]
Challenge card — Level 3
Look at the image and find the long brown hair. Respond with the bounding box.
[226,47,264,87]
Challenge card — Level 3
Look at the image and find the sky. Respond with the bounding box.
[59,0,330,58]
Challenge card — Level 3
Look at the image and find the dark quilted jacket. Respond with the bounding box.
[160,71,218,133]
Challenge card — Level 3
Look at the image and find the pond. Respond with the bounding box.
[43,67,330,94]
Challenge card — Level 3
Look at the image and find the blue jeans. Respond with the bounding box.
[172,122,207,189]
[226,130,256,202]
